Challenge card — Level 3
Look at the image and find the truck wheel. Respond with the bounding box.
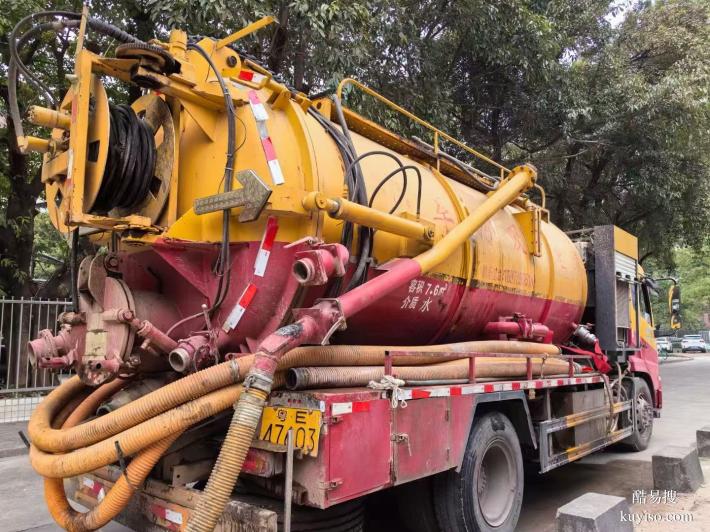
[434,412,523,532]
[620,377,654,452]
[395,476,440,532]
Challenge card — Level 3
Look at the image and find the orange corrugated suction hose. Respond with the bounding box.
[43,377,182,531]
[185,387,268,531]
[31,341,554,454]
[63,377,128,428]
[31,384,244,478]
[274,340,560,367]
[186,340,562,532]
[45,434,181,532]
[28,340,561,530]
[286,357,572,389]
[29,357,252,453]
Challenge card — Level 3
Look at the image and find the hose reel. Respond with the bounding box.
[44,79,175,230]
[98,94,175,222]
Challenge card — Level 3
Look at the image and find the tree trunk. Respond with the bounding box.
[293,37,307,92]
[0,87,44,297]
[268,3,290,74]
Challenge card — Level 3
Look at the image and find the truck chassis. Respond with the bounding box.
[68,352,642,532]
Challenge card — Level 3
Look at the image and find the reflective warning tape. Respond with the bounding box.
[247,90,285,185]
[331,401,371,416]
[150,504,184,526]
[82,476,105,501]
[254,216,279,277]
[238,69,266,84]
[327,375,604,414]
[247,90,269,121]
[394,375,604,401]
[223,283,258,332]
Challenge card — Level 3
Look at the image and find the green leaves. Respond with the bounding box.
[0,0,707,297]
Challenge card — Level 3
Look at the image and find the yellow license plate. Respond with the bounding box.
[258,406,322,457]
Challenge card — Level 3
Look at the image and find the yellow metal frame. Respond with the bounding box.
[336,78,511,179]
[216,16,276,50]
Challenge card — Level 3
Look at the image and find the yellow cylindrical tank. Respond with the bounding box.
[156,49,587,345]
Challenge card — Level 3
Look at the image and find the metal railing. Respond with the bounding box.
[0,297,73,422]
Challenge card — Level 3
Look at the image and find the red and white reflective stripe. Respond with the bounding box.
[331,401,371,416]
[223,283,258,332]
[393,375,603,402]
[238,69,266,84]
[247,90,285,185]
[247,90,269,121]
[327,375,604,415]
[254,216,279,277]
[150,504,183,525]
[82,476,105,501]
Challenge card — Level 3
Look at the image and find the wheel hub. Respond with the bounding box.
[476,440,516,527]
[636,393,653,435]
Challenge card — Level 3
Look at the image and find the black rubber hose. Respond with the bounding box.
[70,230,80,313]
[307,108,355,296]
[187,42,237,313]
[9,12,143,139]
[92,104,156,213]
[369,164,424,215]
[343,150,403,202]
[332,96,373,289]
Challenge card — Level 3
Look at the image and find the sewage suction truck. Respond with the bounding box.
[10,10,665,532]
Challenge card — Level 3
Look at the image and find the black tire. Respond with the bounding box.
[434,412,524,532]
[395,476,440,532]
[619,377,654,452]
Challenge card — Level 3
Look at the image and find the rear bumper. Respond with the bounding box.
[66,467,278,532]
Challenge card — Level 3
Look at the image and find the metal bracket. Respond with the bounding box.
[537,399,633,473]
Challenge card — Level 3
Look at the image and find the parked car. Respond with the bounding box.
[681,334,707,353]
[656,337,674,352]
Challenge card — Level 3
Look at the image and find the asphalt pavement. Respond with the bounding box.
[0,356,708,531]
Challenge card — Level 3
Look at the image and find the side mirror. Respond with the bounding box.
[668,285,681,330]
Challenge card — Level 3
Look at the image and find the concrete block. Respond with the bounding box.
[652,445,704,492]
[697,426,710,458]
[556,492,632,532]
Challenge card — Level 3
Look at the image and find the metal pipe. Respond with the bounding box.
[96,378,166,416]
[26,106,71,130]
[17,136,51,153]
[337,165,537,319]
[414,165,537,273]
[284,429,294,532]
[303,192,433,241]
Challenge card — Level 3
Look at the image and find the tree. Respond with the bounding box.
[0,0,170,297]
[1,0,708,299]
[0,0,63,296]
[649,245,710,332]
[527,0,710,262]
[143,0,374,92]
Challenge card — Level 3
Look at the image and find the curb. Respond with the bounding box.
[660,355,692,364]
[0,445,29,459]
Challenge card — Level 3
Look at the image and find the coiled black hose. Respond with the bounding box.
[92,104,157,213]
[8,11,142,139]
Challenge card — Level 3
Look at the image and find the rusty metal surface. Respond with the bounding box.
[68,469,278,532]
